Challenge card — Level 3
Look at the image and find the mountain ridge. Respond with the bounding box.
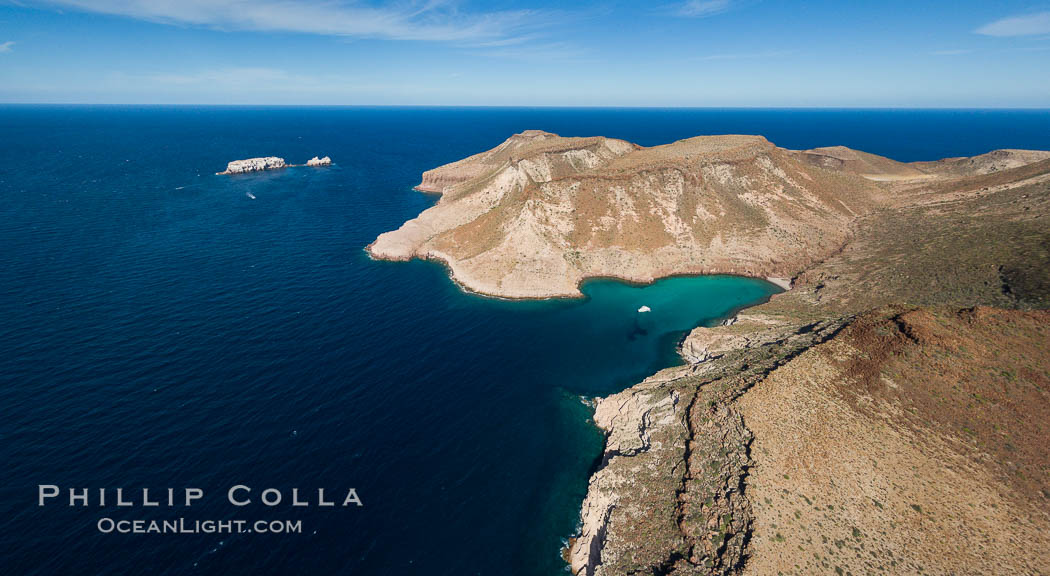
[369,131,958,297]
[369,132,1050,575]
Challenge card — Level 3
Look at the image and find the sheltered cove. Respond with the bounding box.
[371,132,1050,575]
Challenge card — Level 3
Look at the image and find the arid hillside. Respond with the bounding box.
[740,306,1050,576]
[371,132,1050,575]
[369,131,1050,299]
[568,145,1050,576]
[369,131,891,297]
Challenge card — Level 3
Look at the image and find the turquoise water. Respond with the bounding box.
[3,106,1047,575]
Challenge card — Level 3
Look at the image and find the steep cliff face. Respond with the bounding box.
[569,317,846,576]
[569,153,1050,576]
[370,132,1050,575]
[368,131,887,298]
[219,156,286,174]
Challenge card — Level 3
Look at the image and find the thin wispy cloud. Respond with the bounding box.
[976,11,1050,37]
[144,67,296,87]
[110,67,357,94]
[103,67,471,100]
[676,0,732,18]
[930,49,973,56]
[470,34,543,48]
[476,40,591,63]
[696,49,795,61]
[29,0,536,42]
[0,40,14,53]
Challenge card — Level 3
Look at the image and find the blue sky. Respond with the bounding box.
[1,1,1049,106]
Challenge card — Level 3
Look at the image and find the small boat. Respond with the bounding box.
[246,192,256,200]
[638,305,651,313]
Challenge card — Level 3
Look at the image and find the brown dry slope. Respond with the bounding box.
[371,133,1050,575]
[570,151,1050,576]
[739,307,1050,576]
[368,131,887,297]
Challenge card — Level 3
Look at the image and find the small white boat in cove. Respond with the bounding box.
[638,305,651,313]
[246,192,256,200]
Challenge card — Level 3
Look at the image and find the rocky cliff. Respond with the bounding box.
[372,133,1050,575]
[219,156,287,174]
[370,131,1050,299]
[569,151,1050,576]
[368,131,892,298]
[219,155,334,174]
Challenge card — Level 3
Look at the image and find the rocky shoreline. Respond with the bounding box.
[373,132,1050,575]
[366,131,876,298]
[564,151,1050,574]
[569,313,847,576]
[218,155,332,175]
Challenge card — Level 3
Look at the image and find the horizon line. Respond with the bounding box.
[2,103,1050,111]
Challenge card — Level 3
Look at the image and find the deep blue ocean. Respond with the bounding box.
[2,107,1049,576]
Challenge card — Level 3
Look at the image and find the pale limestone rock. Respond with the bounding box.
[570,377,683,576]
[680,326,757,364]
[680,315,792,364]
[219,156,286,175]
[366,131,891,298]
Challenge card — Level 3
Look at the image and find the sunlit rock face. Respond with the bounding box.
[220,157,287,174]
[367,130,894,298]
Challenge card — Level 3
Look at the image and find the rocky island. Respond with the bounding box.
[218,155,333,175]
[371,132,1050,575]
[220,156,287,175]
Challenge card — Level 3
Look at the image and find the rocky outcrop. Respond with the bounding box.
[569,372,691,576]
[570,314,847,576]
[219,156,286,175]
[218,155,333,174]
[371,132,1050,299]
[367,131,1050,574]
[368,131,893,298]
[570,151,1050,576]
[679,313,801,364]
[915,148,1050,176]
[681,326,770,364]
